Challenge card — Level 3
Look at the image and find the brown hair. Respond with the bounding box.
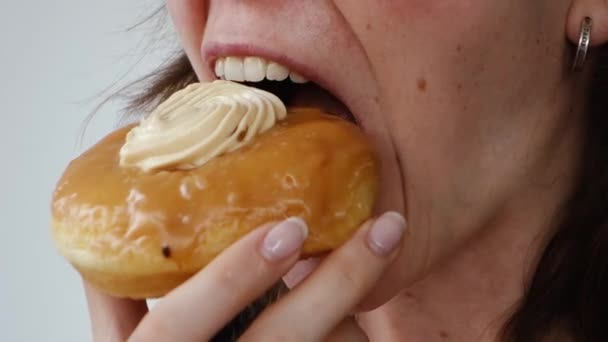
[499,48,608,341]
[102,11,608,342]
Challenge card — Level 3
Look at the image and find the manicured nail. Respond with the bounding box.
[261,217,308,261]
[367,211,407,256]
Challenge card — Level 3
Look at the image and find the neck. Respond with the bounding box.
[359,203,555,341]
[360,92,585,342]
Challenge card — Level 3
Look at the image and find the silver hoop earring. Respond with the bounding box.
[572,17,593,72]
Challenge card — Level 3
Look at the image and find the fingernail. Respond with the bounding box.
[261,217,308,261]
[367,211,407,256]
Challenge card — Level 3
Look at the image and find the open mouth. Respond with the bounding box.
[213,56,357,124]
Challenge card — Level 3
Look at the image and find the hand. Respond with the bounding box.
[84,212,407,341]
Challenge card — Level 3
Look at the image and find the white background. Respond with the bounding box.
[0,1,176,340]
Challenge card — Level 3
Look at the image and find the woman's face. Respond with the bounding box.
[166,0,577,307]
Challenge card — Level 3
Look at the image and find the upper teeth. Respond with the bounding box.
[214,56,309,84]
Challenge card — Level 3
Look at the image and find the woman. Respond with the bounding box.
[84,1,608,341]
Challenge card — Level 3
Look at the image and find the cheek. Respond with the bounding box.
[335,0,479,34]
[335,0,495,110]
[338,0,541,150]
[377,0,477,14]
[165,0,210,80]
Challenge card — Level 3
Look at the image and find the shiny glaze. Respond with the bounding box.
[52,109,378,273]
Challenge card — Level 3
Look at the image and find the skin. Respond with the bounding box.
[86,0,608,341]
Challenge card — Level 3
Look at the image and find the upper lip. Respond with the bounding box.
[202,42,350,114]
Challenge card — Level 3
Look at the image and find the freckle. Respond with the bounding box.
[162,245,172,258]
[536,38,541,45]
[456,44,462,52]
[373,96,380,104]
[456,83,463,90]
[404,291,414,298]
[439,330,449,339]
[417,78,427,92]
[366,23,372,30]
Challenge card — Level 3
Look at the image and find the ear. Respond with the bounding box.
[567,0,608,47]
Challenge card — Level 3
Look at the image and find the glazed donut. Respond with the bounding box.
[51,81,379,299]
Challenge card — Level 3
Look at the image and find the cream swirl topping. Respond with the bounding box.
[119,80,287,172]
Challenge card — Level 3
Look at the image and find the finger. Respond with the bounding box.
[242,212,406,341]
[83,281,148,342]
[129,218,308,342]
[325,317,369,342]
[282,256,323,289]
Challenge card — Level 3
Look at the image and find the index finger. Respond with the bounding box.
[128,219,306,341]
[83,281,148,342]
